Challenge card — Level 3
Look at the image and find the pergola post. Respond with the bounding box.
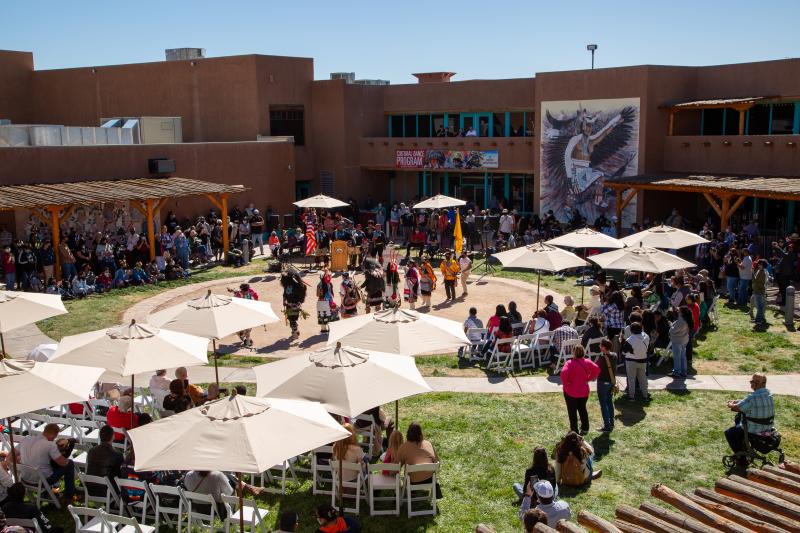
[48,206,61,281]
[145,199,156,261]
[615,189,623,235]
[738,109,746,135]
[220,193,230,261]
[668,111,675,136]
[720,195,731,231]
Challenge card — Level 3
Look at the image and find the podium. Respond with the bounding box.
[330,240,349,272]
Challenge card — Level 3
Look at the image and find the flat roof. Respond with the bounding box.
[0,176,247,210]
[605,174,800,200]
[661,96,776,110]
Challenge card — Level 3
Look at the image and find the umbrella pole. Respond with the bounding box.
[6,417,17,478]
[536,271,541,309]
[394,399,399,429]
[581,249,587,305]
[237,472,244,533]
[0,331,6,358]
[338,455,344,515]
[130,375,136,429]
[213,340,220,388]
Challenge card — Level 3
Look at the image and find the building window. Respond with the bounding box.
[390,115,404,137]
[771,103,794,134]
[418,115,431,137]
[747,104,770,135]
[701,108,724,136]
[269,106,305,145]
[403,115,417,137]
[509,112,525,136]
[723,109,739,135]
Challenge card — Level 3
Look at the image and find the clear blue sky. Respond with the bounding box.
[3,0,798,84]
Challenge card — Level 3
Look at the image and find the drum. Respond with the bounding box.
[330,240,349,271]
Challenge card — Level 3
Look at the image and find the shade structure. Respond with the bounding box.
[491,242,588,271]
[0,290,67,356]
[27,343,58,362]
[546,227,624,250]
[0,359,104,420]
[588,244,696,273]
[619,224,709,249]
[254,343,431,418]
[148,290,280,341]
[326,308,469,355]
[413,194,466,209]
[49,319,209,377]
[293,194,349,209]
[128,394,349,473]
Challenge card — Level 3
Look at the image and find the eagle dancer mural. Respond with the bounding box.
[540,98,640,225]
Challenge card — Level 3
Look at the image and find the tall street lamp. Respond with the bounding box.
[587,44,598,69]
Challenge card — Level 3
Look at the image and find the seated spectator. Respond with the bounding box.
[507,301,523,326]
[725,373,775,459]
[530,310,550,335]
[1,483,62,533]
[512,446,556,499]
[332,423,365,483]
[395,422,441,497]
[119,450,165,504]
[106,395,139,442]
[493,316,514,353]
[183,470,234,518]
[315,503,361,533]
[462,307,484,349]
[268,231,281,258]
[381,430,403,475]
[543,295,562,329]
[580,316,603,349]
[85,425,123,497]
[554,431,597,487]
[0,452,13,505]
[521,508,549,533]
[486,305,507,338]
[71,273,90,298]
[130,262,150,285]
[17,423,76,503]
[273,510,300,533]
[96,268,113,292]
[45,278,59,295]
[561,295,576,325]
[149,369,171,392]
[113,262,129,288]
[550,322,578,362]
[519,479,570,526]
[162,379,193,414]
[175,367,205,405]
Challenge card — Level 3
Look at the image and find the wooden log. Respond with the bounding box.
[638,502,718,533]
[694,488,800,533]
[784,460,800,475]
[651,484,751,533]
[615,505,689,533]
[764,465,800,485]
[534,523,559,533]
[556,520,586,533]
[715,477,800,521]
[578,510,623,533]
[729,475,800,506]
[747,468,800,495]
[685,492,791,533]
[613,520,653,533]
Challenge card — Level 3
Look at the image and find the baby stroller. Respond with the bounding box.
[723,413,784,469]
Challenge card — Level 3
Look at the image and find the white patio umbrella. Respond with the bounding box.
[546,228,624,304]
[128,393,348,533]
[254,343,431,418]
[327,307,469,355]
[491,242,589,308]
[0,290,67,356]
[50,319,209,425]
[293,194,349,209]
[148,290,280,384]
[619,224,709,249]
[27,343,58,362]
[588,243,696,273]
[1,359,104,476]
[413,194,466,209]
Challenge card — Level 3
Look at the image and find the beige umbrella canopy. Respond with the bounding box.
[546,227,624,249]
[491,242,588,307]
[619,224,710,249]
[0,290,67,356]
[293,194,349,209]
[326,307,469,355]
[254,343,431,418]
[413,194,466,209]
[588,244,696,273]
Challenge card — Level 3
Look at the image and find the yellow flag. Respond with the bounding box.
[453,210,463,255]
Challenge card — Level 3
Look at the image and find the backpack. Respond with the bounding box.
[558,453,585,487]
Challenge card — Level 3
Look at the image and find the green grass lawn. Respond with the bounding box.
[40,390,800,533]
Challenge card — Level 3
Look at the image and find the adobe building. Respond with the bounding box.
[1,47,799,237]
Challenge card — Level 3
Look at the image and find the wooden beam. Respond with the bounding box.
[620,189,637,211]
[694,488,800,533]
[47,206,61,282]
[615,189,623,236]
[57,205,76,225]
[651,484,751,533]
[206,193,223,211]
[728,475,800,507]
[129,200,146,217]
[28,208,50,226]
[578,510,623,533]
[668,111,675,136]
[639,502,718,533]
[220,193,230,261]
[686,492,792,533]
[555,520,586,533]
[738,109,746,135]
[616,505,689,533]
[714,478,800,521]
[145,199,156,261]
[702,193,722,217]
[720,195,731,231]
[728,196,747,220]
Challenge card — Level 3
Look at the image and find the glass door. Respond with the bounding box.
[460,113,476,136]
[476,113,492,137]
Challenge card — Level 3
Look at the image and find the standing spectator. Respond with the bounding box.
[38,241,56,283]
[498,209,514,242]
[723,249,740,302]
[458,250,472,297]
[737,248,753,307]
[772,241,794,305]
[250,209,265,256]
[439,252,460,300]
[669,308,690,378]
[559,345,600,435]
[751,259,768,326]
[602,291,625,343]
[1,246,15,290]
[621,322,650,401]
[595,339,618,432]
[59,240,77,281]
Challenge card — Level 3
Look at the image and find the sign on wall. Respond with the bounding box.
[539,98,640,225]
[395,149,499,170]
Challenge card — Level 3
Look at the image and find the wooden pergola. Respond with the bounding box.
[661,96,776,135]
[606,174,800,234]
[0,177,248,280]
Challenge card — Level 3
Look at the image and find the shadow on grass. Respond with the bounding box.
[591,432,614,461]
[613,397,646,427]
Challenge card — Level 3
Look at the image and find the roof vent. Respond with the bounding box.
[330,72,355,84]
[165,48,206,61]
[412,72,456,84]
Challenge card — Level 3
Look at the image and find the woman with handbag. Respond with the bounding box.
[596,339,619,432]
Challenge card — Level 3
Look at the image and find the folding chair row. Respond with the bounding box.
[69,504,154,533]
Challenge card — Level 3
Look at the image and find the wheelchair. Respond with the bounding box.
[723,413,785,469]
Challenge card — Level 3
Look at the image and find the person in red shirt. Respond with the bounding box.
[106,395,139,442]
[2,245,16,290]
[406,227,426,258]
[560,345,600,435]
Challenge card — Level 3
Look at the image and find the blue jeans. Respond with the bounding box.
[672,342,687,376]
[48,459,76,499]
[4,273,15,290]
[737,279,751,307]
[726,276,739,300]
[753,293,766,323]
[597,381,615,430]
[62,262,77,281]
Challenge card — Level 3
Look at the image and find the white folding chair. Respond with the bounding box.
[533,331,554,367]
[403,463,439,517]
[17,463,62,509]
[102,510,156,533]
[183,489,217,532]
[114,477,156,524]
[6,517,44,533]
[485,337,515,373]
[87,400,110,423]
[258,459,298,495]
[554,338,581,373]
[79,472,122,512]
[68,504,107,533]
[111,428,130,455]
[465,328,488,361]
[25,413,50,435]
[575,323,590,336]
[221,494,268,533]
[352,414,376,458]
[655,340,673,368]
[0,432,10,453]
[512,333,537,370]
[367,463,401,516]
[585,336,605,361]
[148,483,186,531]
[330,460,366,515]
[72,419,102,449]
[9,414,30,435]
[312,446,334,496]
[511,322,525,336]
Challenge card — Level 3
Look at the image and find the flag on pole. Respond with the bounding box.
[305,222,317,256]
[453,210,463,255]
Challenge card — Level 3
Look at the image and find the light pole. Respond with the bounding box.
[587,44,598,69]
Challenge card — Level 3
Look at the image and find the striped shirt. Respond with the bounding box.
[736,388,775,434]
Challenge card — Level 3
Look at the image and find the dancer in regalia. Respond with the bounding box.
[280,266,307,340]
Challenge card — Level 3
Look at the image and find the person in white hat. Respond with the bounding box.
[518,479,571,526]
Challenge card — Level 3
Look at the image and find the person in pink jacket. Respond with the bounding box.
[560,345,600,435]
